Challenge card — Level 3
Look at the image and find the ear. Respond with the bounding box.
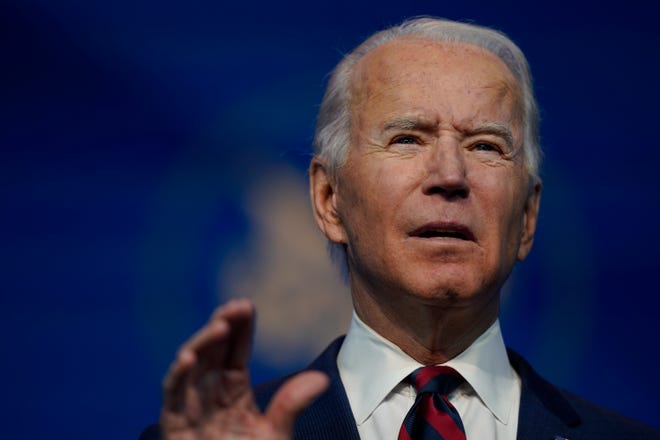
[517,179,542,262]
[309,157,347,244]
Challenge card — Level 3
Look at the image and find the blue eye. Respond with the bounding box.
[473,142,499,152]
[392,136,418,145]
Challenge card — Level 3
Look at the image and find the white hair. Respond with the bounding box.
[313,16,542,181]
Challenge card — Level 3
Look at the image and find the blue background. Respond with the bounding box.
[1,0,659,438]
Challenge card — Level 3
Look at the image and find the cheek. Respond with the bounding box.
[475,172,525,242]
[496,189,529,257]
[349,159,419,210]
[335,165,384,238]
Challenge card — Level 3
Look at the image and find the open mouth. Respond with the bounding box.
[409,222,475,241]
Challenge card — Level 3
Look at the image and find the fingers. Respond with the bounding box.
[161,299,326,438]
[265,371,330,435]
[162,318,230,413]
[162,299,254,414]
[211,298,254,369]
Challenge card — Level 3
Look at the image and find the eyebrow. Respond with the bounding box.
[464,123,516,149]
[382,117,517,149]
[382,116,437,133]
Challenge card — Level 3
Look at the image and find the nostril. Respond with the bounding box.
[424,184,469,200]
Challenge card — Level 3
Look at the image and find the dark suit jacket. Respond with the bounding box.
[141,336,660,439]
[254,337,659,440]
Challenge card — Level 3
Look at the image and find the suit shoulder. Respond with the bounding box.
[560,388,660,438]
[508,348,660,439]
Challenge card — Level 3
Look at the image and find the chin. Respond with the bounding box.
[404,271,496,307]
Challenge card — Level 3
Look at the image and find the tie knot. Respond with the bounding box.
[409,365,464,396]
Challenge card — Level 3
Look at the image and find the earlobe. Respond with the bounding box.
[309,157,347,244]
[517,180,542,262]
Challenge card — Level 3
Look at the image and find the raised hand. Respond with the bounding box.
[160,299,329,439]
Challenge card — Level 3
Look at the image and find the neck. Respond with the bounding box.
[351,284,499,365]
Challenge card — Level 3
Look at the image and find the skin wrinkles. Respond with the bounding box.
[310,39,541,363]
[357,116,520,173]
[387,118,519,166]
[382,116,516,150]
[353,73,524,167]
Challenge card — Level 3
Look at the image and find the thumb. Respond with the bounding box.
[265,371,329,435]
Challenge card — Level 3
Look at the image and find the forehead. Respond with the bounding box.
[350,39,521,127]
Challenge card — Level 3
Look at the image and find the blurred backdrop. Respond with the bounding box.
[1,0,659,438]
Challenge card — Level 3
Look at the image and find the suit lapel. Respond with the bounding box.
[293,337,360,440]
[508,349,581,440]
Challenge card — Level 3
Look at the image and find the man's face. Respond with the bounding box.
[314,39,540,310]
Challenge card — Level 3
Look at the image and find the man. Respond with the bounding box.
[142,17,660,439]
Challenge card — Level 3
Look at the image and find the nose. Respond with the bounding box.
[421,144,469,200]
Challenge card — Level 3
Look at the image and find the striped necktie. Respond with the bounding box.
[398,365,467,440]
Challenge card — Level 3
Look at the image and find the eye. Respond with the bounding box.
[471,142,502,153]
[391,135,420,145]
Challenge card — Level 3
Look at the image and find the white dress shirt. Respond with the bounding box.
[337,312,521,440]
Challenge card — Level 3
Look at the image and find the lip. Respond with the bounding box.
[408,222,475,242]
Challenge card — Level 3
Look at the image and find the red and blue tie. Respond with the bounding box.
[398,365,467,440]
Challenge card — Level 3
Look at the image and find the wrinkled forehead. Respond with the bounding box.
[349,39,524,127]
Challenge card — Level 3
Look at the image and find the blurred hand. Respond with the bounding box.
[160,299,329,439]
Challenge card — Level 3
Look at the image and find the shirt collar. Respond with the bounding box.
[337,312,517,425]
